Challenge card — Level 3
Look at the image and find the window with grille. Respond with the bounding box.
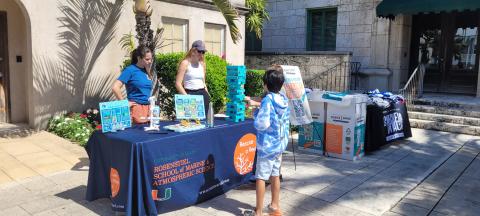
[161,17,188,53]
[307,8,337,51]
[204,23,226,57]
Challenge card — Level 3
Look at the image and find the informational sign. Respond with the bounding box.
[383,103,410,142]
[99,100,132,133]
[174,94,206,120]
[280,65,312,126]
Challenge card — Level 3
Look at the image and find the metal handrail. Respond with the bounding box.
[304,61,352,92]
[399,64,425,108]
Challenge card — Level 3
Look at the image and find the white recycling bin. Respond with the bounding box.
[297,102,325,154]
[298,90,326,154]
[320,92,367,161]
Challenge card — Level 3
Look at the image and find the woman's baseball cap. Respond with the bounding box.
[192,40,207,52]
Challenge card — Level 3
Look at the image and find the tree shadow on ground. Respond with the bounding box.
[55,185,114,215]
[279,129,476,215]
[0,123,39,138]
[195,154,255,215]
[71,157,89,171]
[198,194,254,216]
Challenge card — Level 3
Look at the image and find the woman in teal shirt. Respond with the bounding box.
[112,45,153,124]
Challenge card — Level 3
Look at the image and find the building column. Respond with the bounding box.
[477,55,480,97]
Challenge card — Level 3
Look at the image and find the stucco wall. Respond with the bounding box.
[151,1,246,64]
[12,0,245,128]
[0,1,28,123]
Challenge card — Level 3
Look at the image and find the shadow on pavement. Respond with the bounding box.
[55,185,113,215]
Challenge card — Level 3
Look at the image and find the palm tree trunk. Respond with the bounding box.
[135,12,159,99]
[135,13,154,50]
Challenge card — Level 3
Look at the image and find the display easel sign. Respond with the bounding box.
[280,65,313,126]
[174,94,206,120]
[99,100,132,133]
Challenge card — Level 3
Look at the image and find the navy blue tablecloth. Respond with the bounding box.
[85,119,256,215]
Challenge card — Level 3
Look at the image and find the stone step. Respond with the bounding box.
[409,104,480,119]
[409,119,480,136]
[413,98,480,111]
[408,111,480,127]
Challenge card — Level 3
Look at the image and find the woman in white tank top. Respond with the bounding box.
[176,40,211,115]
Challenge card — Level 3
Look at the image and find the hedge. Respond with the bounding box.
[123,53,227,119]
[122,54,266,119]
[245,69,265,98]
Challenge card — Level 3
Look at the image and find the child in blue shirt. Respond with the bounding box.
[245,65,289,216]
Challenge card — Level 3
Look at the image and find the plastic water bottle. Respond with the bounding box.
[207,102,214,127]
[152,105,160,127]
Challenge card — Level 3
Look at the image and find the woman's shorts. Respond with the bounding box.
[130,103,150,124]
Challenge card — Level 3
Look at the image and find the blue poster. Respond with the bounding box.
[99,100,132,133]
[174,94,205,119]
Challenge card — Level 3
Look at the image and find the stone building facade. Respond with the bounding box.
[245,51,352,91]
[253,0,420,92]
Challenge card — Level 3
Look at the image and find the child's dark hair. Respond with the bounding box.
[263,65,284,93]
[130,45,152,65]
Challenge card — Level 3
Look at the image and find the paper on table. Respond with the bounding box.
[214,114,228,118]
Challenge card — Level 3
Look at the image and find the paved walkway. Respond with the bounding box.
[385,139,480,216]
[0,129,88,185]
[0,128,478,215]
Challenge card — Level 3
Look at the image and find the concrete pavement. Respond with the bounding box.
[0,128,478,215]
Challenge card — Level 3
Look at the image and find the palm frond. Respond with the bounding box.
[212,0,241,44]
[119,31,136,54]
[152,27,168,51]
[246,0,269,39]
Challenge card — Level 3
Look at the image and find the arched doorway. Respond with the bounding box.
[0,0,30,124]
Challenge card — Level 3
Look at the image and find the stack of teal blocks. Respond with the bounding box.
[226,65,247,122]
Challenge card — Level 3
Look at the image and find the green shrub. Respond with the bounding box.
[155,53,185,119]
[47,113,94,147]
[204,54,228,113]
[152,53,227,119]
[245,69,265,97]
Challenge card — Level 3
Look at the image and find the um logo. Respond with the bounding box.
[152,188,172,201]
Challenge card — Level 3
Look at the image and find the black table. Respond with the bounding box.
[365,102,412,152]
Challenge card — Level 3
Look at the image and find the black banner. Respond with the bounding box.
[365,102,412,152]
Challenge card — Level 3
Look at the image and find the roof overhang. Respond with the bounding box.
[376,0,480,19]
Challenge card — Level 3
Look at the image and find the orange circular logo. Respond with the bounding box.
[110,168,120,198]
[234,133,257,175]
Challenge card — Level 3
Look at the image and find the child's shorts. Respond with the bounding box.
[255,154,282,181]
